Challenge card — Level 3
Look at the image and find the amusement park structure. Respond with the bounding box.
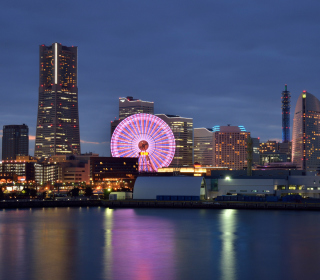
[110,114,176,172]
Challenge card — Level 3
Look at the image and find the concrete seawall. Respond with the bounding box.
[102,200,320,211]
[0,199,101,209]
[1,199,320,211]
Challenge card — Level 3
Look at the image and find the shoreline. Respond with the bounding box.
[1,199,320,211]
[102,200,320,211]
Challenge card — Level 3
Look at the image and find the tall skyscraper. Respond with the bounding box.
[292,91,320,171]
[111,96,154,137]
[155,114,193,167]
[212,125,250,170]
[281,84,291,143]
[2,124,29,160]
[194,128,214,166]
[35,43,80,158]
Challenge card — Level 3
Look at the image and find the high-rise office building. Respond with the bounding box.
[111,96,154,137]
[260,140,278,154]
[156,114,193,167]
[252,137,260,165]
[35,43,80,158]
[194,128,214,166]
[119,96,154,119]
[212,125,250,170]
[2,124,29,160]
[281,84,291,143]
[259,140,291,165]
[292,91,320,171]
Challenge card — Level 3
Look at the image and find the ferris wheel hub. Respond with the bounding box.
[138,140,149,151]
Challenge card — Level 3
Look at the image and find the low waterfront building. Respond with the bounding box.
[0,172,17,183]
[133,176,206,200]
[91,157,139,190]
[157,166,228,176]
[206,169,320,199]
[109,192,132,200]
[0,161,35,182]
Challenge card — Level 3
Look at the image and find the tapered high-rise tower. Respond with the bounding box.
[292,91,320,171]
[281,84,291,143]
[35,43,80,158]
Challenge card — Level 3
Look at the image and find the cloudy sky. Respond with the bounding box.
[1,0,320,157]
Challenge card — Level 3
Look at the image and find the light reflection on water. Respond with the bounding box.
[220,209,237,280]
[103,208,175,280]
[0,208,320,280]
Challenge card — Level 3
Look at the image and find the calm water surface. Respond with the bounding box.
[0,207,319,280]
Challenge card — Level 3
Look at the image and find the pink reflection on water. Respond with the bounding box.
[103,209,176,280]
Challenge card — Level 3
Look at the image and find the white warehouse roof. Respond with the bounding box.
[133,176,206,200]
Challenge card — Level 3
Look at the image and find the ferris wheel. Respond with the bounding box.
[111,113,175,172]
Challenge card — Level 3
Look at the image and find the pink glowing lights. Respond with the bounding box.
[111,113,175,172]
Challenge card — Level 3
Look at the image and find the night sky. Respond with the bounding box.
[1,0,320,157]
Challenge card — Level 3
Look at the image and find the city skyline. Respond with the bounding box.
[1,1,320,158]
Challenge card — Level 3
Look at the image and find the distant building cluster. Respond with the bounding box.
[3,43,320,199]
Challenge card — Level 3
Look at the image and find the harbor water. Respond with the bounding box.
[0,207,319,280]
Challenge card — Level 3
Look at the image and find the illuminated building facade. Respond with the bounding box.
[260,140,291,165]
[34,153,97,184]
[0,161,35,182]
[156,114,193,167]
[35,43,80,158]
[91,157,139,189]
[194,128,214,166]
[111,96,154,137]
[34,162,59,184]
[260,140,277,154]
[2,124,29,160]
[212,125,250,170]
[292,91,320,171]
[260,153,288,165]
[281,84,291,143]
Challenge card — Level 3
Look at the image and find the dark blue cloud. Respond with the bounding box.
[1,0,320,157]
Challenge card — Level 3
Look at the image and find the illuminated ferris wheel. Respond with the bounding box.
[111,113,175,172]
